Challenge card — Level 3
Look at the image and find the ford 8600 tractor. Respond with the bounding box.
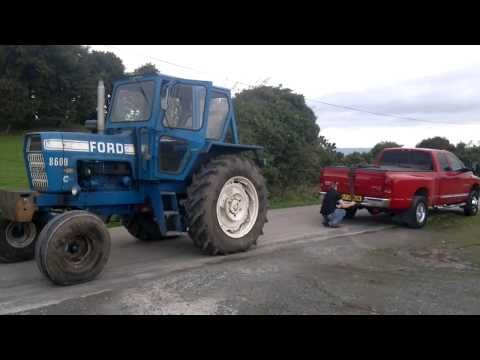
[0,73,268,285]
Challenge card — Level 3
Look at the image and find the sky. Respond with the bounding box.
[90,45,480,148]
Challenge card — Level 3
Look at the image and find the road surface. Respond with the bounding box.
[0,205,396,314]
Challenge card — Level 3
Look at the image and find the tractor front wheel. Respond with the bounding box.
[186,155,268,255]
[35,211,111,286]
[0,220,37,263]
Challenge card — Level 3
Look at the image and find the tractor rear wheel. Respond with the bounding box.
[0,219,37,263]
[186,155,268,255]
[123,214,173,241]
[35,211,111,286]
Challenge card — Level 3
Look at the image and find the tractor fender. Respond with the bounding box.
[204,142,263,155]
[187,142,264,185]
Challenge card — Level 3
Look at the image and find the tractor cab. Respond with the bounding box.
[104,73,240,182]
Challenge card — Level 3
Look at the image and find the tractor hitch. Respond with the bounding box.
[0,190,38,223]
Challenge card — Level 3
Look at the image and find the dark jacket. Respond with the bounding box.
[320,189,342,216]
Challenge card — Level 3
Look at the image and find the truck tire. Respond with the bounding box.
[0,220,37,263]
[35,211,111,286]
[345,207,357,219]
[123,214,173,241]
[405,196,428,229]
[186,155,268,255]
[464,190,479,216]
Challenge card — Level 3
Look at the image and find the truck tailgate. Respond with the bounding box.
[321,166,387,198]
[353,169,387,198]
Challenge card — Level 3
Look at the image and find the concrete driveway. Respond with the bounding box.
[0,205,397,314]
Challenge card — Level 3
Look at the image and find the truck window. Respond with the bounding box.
[380,151,410,166]
[446,152,465,171]
[379,150,433,170]
[437,153,451,171]
[410,151,434,170]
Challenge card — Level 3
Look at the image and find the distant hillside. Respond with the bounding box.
[337,148,371,155]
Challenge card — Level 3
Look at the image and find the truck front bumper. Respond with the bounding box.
[319,192,391,208]
[0,190,38,222]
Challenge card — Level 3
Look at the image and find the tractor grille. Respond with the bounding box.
[27,153,48,192]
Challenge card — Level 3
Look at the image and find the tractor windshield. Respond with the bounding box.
[110,81,155,122]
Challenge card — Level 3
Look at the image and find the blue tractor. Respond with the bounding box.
[0,73,268,285]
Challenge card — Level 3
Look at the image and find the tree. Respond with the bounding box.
[455,141,480,174]
[416,136,455,152]
[0,78,32,130]
[0,45,125,129]
[234,85,336,192]
[342,151,372,166]
[370,141,402,159]
[133,63,159,76]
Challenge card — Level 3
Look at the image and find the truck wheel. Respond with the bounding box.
[123,214,172,241]
[186,155,268,255]
[405,196,428,229]
[345,207,357,219]
[0,220,37,263]
[35,211,111,286]
[464,190,479,216]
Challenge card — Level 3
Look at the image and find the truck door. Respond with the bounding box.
[439,152,470,204]
[155,80,209,179]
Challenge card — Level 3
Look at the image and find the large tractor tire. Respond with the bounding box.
[405,196,428,229]
[123,213,173,241]
[186,155,268,255]
[35,211,111,286]
[0,219,38,263]
[464,190,479,216]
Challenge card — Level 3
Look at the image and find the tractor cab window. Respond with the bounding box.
[163,84,206,130]
[111,81,154,122]
[206,91,229,140]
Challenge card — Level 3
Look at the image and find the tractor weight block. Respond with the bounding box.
[0,190,38,223]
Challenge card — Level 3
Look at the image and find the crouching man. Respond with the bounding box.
[320,182,356,228]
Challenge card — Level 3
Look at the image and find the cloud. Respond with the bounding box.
[309,65,480,129]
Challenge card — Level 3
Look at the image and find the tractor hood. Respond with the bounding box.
[24,131,137,194]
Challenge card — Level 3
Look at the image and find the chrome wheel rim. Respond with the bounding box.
[5,222,36,249]
[472,194,479,214]
[216,176,259,239]
[416,202,427,224]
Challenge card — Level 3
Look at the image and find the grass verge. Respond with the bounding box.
[425,208,480,266]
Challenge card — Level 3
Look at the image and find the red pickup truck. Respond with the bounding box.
[319,147,480,228]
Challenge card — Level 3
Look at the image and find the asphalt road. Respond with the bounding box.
[0,205,397,314]
[4,205,480,314]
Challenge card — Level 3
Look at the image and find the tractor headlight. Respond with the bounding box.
[71,186,81,196]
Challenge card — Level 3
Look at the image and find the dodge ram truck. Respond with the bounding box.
[319,147,480,228]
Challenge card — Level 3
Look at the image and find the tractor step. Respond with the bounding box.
[165,231,186,237]
[160,191,177,196]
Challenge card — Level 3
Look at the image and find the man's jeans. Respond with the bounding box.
[326,209,346,226]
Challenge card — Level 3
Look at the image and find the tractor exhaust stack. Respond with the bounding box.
[97,79,105,134]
